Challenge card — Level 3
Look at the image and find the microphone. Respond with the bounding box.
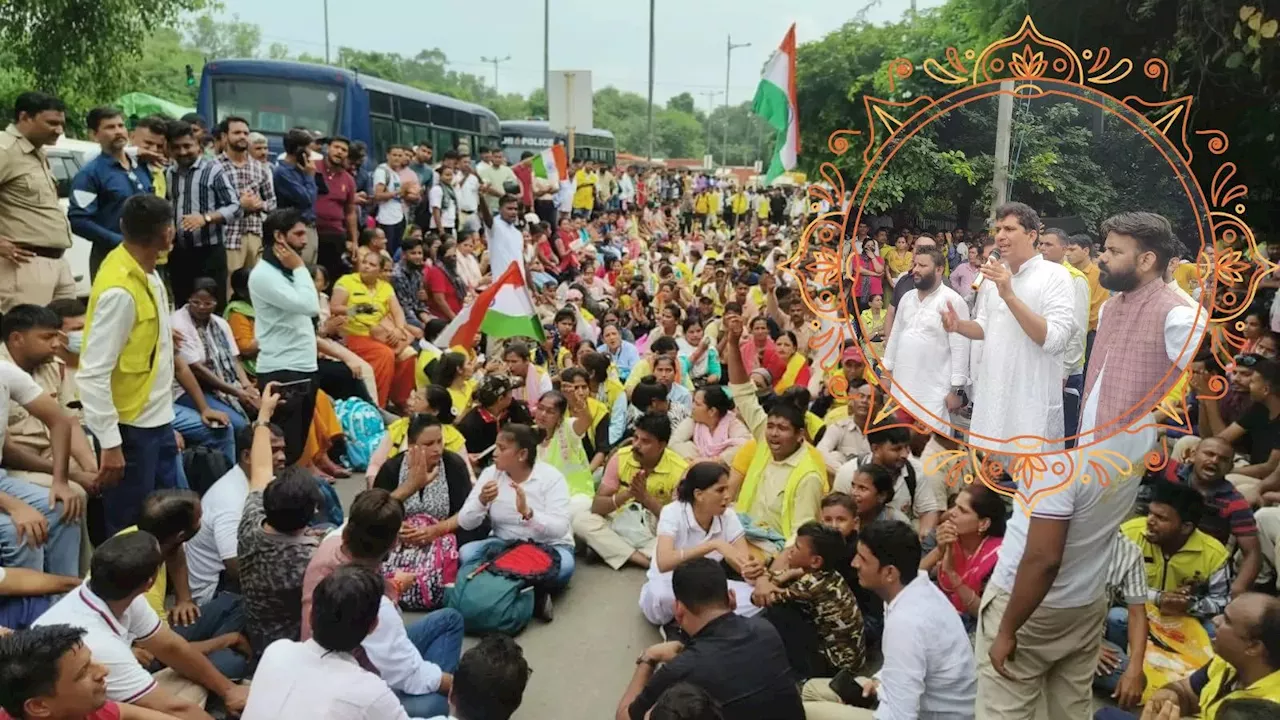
[971,249,1003,292]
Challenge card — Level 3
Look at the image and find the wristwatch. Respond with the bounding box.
[203,213,213,224]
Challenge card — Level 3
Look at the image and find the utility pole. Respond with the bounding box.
[699,90,723,158]
[724,34,751,167]
[646,0,656,161]
[323,0,330,63]
[481,55,512,93]
[991,80,1015,222]
[543,0,550,110]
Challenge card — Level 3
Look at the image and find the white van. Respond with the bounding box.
[46,136,102,299]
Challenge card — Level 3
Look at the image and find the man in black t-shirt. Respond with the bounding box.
[1198,355,1280,501]
[617,559,804,720]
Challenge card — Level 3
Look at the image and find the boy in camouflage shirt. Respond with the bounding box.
[753,521,866,676]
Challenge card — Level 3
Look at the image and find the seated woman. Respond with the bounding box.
[677,318,721,387]
[638,461,764,626]
[171,277,258,433]
[919,481,1006,633]
[557,368,611,473]
[225,268,259,377]
[373,413,486,610]
[740,315,785,382]
[574,412,685,571]
[433,351,477,420]
[723,316,827,559]
[532,390,596,509]
[773,331,811,393]
[457,424,575,616]
[367,385,468,483]
[331,249,417,412]
[458,375,532,472]
[670,385,751,465]
[597,323,641,381]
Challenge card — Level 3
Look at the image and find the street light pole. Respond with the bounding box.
[646,0,656,161]
[699,90,723,159]
[543,0,550,110]
[481,55,512,93]
[323,0,330,63]
[723,34,751,167]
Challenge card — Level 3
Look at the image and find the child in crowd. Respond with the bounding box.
[819,492,884,649]
[752,521,865,680]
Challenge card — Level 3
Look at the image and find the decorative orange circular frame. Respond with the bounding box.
[777,17,1278,505]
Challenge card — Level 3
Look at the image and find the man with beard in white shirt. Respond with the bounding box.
[941,202,1075,455]
[883,246,969,437]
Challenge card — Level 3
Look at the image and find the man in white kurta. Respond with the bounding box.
[942,206,1076,455]
[883,247,970,437]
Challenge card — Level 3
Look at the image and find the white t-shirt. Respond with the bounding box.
[0,360,44,449]
[183,465,250,604]
[372,164,404,225]
[455,172,480,213]
[34,584,164,703]
[647,502,745,582]
[242,639,413,720]
[428,185,455,229]
[487,215,526,281]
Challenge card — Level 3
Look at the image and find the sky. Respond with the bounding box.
[220,0,943,108]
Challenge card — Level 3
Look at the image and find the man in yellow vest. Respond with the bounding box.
[79,194,179,537]
[575,412,687,570]
[1105,593,1280,720]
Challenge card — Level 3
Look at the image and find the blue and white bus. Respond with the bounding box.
[197,59,501,162]
[500,120,616,167]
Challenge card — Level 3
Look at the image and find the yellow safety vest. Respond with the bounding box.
[617,446,688,506]
[1198,656,1280,719]
[739,440,827,539]
[83,245,163,423]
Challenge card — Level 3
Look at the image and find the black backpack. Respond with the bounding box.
[183,445,232,497]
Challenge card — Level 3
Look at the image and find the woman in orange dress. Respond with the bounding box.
[331,249,417,411]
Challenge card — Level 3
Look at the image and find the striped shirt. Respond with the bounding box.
[166,156,240,248]
[1105,531,1149,606]
[216,152,276,249]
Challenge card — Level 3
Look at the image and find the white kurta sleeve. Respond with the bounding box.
[1165,304,1209,369]
[1037,267,1077,356]
[946,290,971,387]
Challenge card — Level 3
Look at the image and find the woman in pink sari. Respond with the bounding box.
[921,482,1007,632]
[738,315,785,381]
[669,385,751,464]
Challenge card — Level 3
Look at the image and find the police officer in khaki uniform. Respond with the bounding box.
[0,92,78,313]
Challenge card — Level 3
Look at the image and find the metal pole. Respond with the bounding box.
[323,0,330,63]
[481,56,512,93]
[723,35,751,167]
[543,0,550,110]
[646,0,656,161]
[699,90,723,156]
[991,80,1015,222]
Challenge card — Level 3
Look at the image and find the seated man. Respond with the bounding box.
[802,520,976,720]
[0,305,98,498]
[33,532,249,720]
[613,377,671,446]
[1152,436,1261,594]
[815,382,873,477]
[576,413,685,571]
[0,624,178,720]
[47,298,86,373]
[182,424,286,604]
[1190,354,1280,504]
[0,355,82,578]
[437,635,531,720]
[1094,593,1280,719]
[1093,530,1149,710]
[617,558,805,720]
[236,389,321,655]
[243,565,423,719]
[117,490,249,681]
[299,489,464,719]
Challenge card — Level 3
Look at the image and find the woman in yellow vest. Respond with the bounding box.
[366,385,469,482]
[573,412,688,570]
[431,351,476,422]
[558,367,612,473]
[721,316,827,559]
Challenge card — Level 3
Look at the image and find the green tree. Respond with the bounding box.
[0,0,207,127]
[667,92,696,114]
[186,12,262,59]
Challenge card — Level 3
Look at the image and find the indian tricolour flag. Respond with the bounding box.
[753,24,799,183]
[532,144,568,181]
[435,264,545,350]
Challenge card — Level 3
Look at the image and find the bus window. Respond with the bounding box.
[371,116,397,160]
[212,78,341,136]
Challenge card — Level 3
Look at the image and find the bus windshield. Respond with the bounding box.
[212,77,342,136]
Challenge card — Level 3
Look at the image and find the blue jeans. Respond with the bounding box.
[1094,709,1137,720]
[100,424,180,538]
[0,592,53,630]
[167,592,249,680]
[0,473,81,576]
[395,608,465,718]
[176,393,249,435]
[458,537,576,589]
[1063,373,1084,448]
[172,402,237,466]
